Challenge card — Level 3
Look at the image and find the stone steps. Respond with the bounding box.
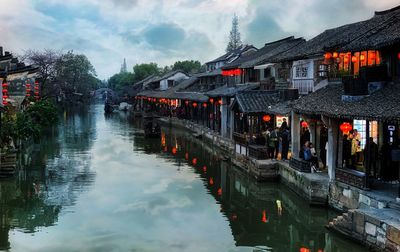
[388,201,400,212]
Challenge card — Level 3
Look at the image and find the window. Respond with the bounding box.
[264,68,271,78]
[353,120,378,149]
[295,66,308,78]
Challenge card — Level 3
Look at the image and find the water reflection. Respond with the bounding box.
[0,106,96,250]
[0,105,364,251]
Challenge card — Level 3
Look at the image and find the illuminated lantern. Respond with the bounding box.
[324,53,332,59]
[351,56,358,63]
[261,210,267,223]
[262,115,271,122]
[147,97,151,101]
[340,122,353,133]
[300,248,310,252]
[332,52,338,58]
[192,102,198,108]
[34,81,40,100]
[344,56,349,64]
[398,52,400,60]
[172,147,177,155]
[209,98,214,104]
[202,103,207,108]
[370,52,376,60]
[301,121,308,128]
[192,158,197,165]
[185,153,189,160]
[203,166,207,173]
[360,54,366,61]
[163,146,168,152]
[218,99,222,105]
[185,100,189,105]
[209,177,214,185]
[317,250,324,252]
[217,188,222,196]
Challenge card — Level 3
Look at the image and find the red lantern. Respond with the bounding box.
[192,102,198,108]
[344,56,349,64]
[218,99,222,105]
[261,210,267,223]
[360,54,366,62]
[217,188,222,196]
[351,56,358,63]
[202,103,207,108]
[209,98,214,104]
[301,121,308,128]
[185,100,189,105]
[324,53,332,59]
[370,52,376,60]
[185,153,189,160]
[262,115,271,122]
[300,248,310,252]
[332,52,338,58]
[209,177,214,185]
[172,147,177,155]
[203,166,207,173]
[397,52,400,60]
[192,158,197,165]
[340,122,353,133]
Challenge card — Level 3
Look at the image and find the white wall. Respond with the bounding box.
[159,72,189,90]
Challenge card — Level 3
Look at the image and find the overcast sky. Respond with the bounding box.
[1,0,398,79]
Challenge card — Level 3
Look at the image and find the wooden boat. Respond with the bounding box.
[104,102,114,114]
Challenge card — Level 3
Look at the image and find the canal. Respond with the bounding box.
[0,105,365,252]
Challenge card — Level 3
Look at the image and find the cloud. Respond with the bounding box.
[114,197,192,215]
[1,0,399,79]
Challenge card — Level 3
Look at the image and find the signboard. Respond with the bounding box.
[276,116,288,128]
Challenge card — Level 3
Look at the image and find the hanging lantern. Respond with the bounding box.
[203,166,207,173]
[397,52,400,60]
[209,177,214,185]
[218,99,222,105]
[202,103,207,108]
[261,210,267,223]
[340,122,353,133]
[370,51,376,60]
[343,56,349,64]
[262,115,271,122]
[209,98,214,104]
[185,152,189,160]
[34,81,40,100]
[185,100,189,105]
[217,188,222,196]
[332,52,338,58]
[351,56,358,63]
[192,102,198,108]
[324,53,332,59]
[300,248,310,252]
[192,158,197,165]
[360,54,366,61]
[172,147,177,155]
[301,121,308,128]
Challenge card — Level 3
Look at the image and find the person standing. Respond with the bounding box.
[270,128,279,160]
[281,127,290,160]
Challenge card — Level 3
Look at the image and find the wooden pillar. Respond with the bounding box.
[327,118,339,182]
[221,97,228,138]
[291,111,301,158]
[365,120,371,188]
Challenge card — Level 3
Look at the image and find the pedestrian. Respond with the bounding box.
[365,137,379,178]
[319,127,327,169]
[265,128,275,159]
[309,142,319,169]
[280,127,290,160]
[270,128,279,160]
[342,134,352,168]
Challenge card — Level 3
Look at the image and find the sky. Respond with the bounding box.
[0,0,398,79]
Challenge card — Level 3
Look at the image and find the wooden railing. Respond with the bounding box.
[233,132,248,146]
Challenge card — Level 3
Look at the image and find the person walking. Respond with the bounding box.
[280,127,290,160]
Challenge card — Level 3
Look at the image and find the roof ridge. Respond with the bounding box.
[374,4,400,16]
[264,36,295,46]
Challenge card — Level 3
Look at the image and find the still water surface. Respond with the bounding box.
[0,105,365,252]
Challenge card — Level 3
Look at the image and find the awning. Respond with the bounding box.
[254,63,274,70]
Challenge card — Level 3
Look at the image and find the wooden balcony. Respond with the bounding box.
[292,79,314,94]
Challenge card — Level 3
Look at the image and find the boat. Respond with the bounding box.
[104,101,114,114]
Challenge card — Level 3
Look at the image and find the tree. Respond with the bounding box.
[132,63,159,82]
[226,14,242,53]
[171,60,202,74]
[55,51,97,95]
[108,72,134,90]
[22,49,62,96]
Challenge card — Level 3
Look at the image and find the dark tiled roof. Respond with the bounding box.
[269,100,295,115]
[273,6,400,61]
[227,37,305,69]
[233,91,280,113]
[195,69,222,77]
[151,70,190,83]
[206,84,259,97]
[293,83,400,122]
[206,45,257,64]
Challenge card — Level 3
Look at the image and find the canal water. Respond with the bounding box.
[0,105,365,252]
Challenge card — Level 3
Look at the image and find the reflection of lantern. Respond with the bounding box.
[360,54,366,61]
[217,188,222,196]
[261,210,267,223]
[398,52,400,60]
[232,214,238,221]
[324,53,332,59]
[332,52,338,58]
[163,146,167,152]
[172,147,177,155]
[300,248,310,252]
[340,122,353,133]
[262,115,271,122]
[185,100,189,105]
[209,177,214,185]
[301,121,308,128]
[185,153,189,160]
[351,56,357,63]
[203,166,207,173]
[192,158,197,165]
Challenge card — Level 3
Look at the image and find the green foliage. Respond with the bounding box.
[0,100,59,148]
[171,60,202,74]
[133,63,159,82]
[108,72,135,90]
